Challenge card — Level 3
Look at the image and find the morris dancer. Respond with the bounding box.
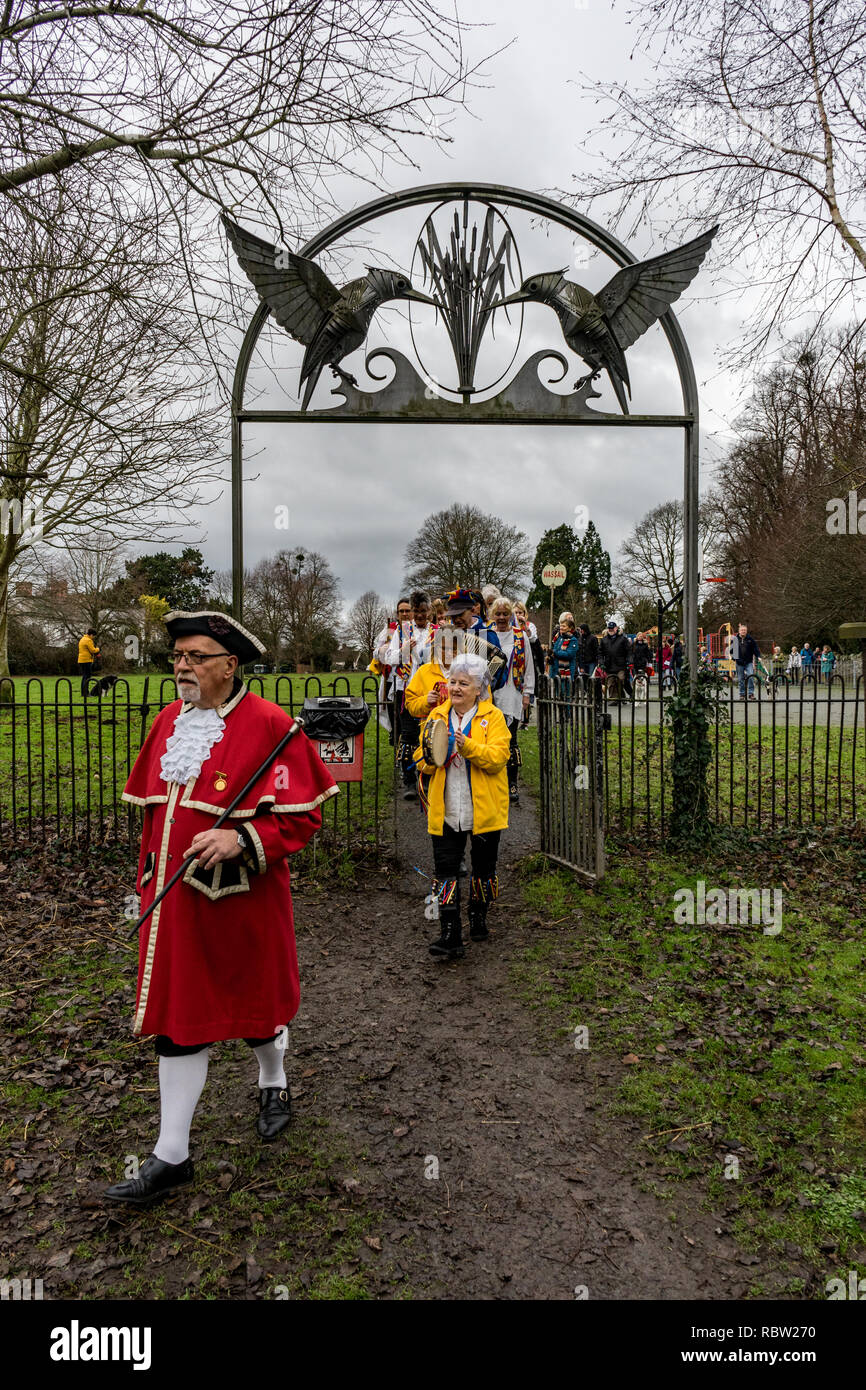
[104,611,337,1206]
[489,596,534,803]
[404,625,454,724]
[414,653,510,960]
[375,597,412,743]
[382,591,435,800]
[514,601,545,726]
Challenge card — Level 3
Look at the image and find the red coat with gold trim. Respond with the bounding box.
[122,683,338,1044]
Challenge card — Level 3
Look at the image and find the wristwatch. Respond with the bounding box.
[236,828,249,852]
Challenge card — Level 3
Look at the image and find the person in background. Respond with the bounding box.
[660,635,673,678]
[549,613,580,685]
[383,593,434,800]
[735,621,760,700]
[489,597,534,803]
[820,644,835,682]
[512,601,536,640]
[447,588,504,666]
[672,634,684,683]
[799,641,814,682]
[482,584,501,614]
[513,602,543,727]
[405,627,455,725]
[431,597,447,625]
[77,628,100,697]
[577,623,599,681]
[631,631,652,678]
[600,621,632,698]
[374,598,411,747]
[786,646,801,684]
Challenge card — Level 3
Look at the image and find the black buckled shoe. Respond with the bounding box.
[103,1154,194,1207]
[257,1086,292,1142]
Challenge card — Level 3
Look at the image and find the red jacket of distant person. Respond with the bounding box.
[122,682,338,1044]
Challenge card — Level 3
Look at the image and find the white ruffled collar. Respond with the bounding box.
[160,704,226,786]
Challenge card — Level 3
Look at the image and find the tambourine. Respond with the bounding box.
[421,719,450,767]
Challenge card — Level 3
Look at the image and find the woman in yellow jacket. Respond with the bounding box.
[404,631,453,722]
[414,653,511,960]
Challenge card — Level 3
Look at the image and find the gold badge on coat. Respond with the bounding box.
[213,772,228,792]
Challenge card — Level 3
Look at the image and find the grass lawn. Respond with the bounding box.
[0,670,394,871]
[513,730,866,1293]
[519,708,865,834]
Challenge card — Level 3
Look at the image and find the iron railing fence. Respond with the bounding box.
[0,675,393,869]
[3,671,864,853]
[594,671,865,836]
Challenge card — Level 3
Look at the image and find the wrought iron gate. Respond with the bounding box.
[536,676,605,882]
[225,181,712,874]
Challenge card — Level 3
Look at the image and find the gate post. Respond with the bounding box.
[592,678,606,881]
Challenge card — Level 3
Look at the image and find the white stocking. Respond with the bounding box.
[153,1049,209,1165]
[253,1036,287,1090]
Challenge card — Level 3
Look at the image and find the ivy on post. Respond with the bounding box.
[665,662,717,847]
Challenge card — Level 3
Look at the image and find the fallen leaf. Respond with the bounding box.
[622,1053,640,1065]
[363,1235,381,1252]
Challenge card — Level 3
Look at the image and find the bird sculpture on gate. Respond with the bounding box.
[496,227,717,414]
[223,214,435,411]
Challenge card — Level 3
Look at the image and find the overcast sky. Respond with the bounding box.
[191,0,752,614]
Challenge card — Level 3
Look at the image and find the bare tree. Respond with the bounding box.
[21,536,133,649]
[245,558,292,669]
[245,548,341,668]
[616,499,720,608]
[0,178,220,683]
[0,3,478,234]
[345,589,388,664]
[708,326,866,644]
[404,502,533,595]
[578,0,866,360]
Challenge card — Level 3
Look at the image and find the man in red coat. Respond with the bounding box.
[104,611,337,1206]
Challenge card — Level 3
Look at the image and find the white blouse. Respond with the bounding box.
[443,703,478,832]
[492,628,536,722]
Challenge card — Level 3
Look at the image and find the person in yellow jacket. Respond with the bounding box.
[414,652,510,960]
[77,628,100,696]
[404,631,454,723]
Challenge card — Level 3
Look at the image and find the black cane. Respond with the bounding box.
[129,717,306,935]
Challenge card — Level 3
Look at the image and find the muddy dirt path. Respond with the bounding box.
[290,794,758,1299]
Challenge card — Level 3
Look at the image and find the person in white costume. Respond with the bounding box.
[489,597,534,803]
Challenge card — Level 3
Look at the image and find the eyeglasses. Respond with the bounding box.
[170,650,231,668]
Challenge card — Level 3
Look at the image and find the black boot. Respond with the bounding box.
[428,914,465,960]
[468,908,489,942]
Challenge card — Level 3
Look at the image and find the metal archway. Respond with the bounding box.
[229,181,701,674]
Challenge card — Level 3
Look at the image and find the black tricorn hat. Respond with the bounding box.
[164,610,266,665]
